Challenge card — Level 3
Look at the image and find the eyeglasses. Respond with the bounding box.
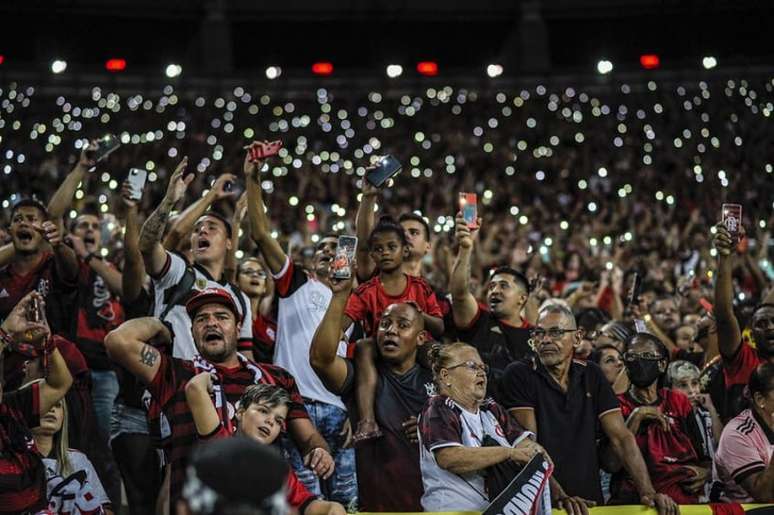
[623,351,663,362]
[240,269,267,278]
[446,361,489,374]
[530,328,576,340]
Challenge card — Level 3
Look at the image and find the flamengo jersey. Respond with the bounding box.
[152,252,253,360]
[273,257,348,409]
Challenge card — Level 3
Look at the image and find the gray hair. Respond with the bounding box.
[538,302,577,329]
[666,360,700,387]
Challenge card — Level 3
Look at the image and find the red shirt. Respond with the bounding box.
[75,260,125,370]
[345,274,442,335]
[252,313,277,363]
[147,353,309,504]
[203,425,316,513]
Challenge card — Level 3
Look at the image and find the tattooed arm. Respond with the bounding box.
[105,317,171,384]
[140,157,193,276]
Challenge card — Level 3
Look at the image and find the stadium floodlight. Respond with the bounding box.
[51,59,67,74]
[165,63,182,78]
[596,59,613,74]
[386,64,403,78]
[702,56,717,70]
[486,64,504,78]
[265,66,281,79]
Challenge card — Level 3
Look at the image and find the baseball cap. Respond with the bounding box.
[185,287,239,318]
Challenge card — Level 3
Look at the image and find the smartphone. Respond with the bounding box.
[365,155,402,187]
[127,168,148,201]
[27,296,43,322]
[626,272,641,308]
[331,235,358,279]
[90,134,121,163]
[721,203,743,241]
[459,193,478,228]
[250,140,283,161]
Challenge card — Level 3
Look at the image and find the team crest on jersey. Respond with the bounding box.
[424,382,437,397]
[195,278,208,291]
[309,291,327,312]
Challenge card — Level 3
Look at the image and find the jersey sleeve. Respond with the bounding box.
[286,469,316,513]
[198,424,231,441]
[499,363,536,410]
[273,257,308,298]
[152,251,187,286]
[147,353,182,408]
[420,281,443,318]
[4,382,41,426]
[344,288,368,325]
[717,426,767,485]
[722,341,759,386]
[489,401,531,444]
[237,291,254,352]
[419,398,464,452]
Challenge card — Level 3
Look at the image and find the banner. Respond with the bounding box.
[483,454,554,515]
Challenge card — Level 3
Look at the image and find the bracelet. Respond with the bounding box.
[0,327,14,349]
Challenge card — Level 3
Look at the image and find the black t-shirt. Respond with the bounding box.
[455,305,533,401]
[340,360,434,512]
[499,358,620,504]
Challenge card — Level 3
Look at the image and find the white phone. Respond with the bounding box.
[127,168,148,200]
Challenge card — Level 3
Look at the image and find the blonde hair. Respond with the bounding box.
[427,342,477,383]
[26,380,72,476]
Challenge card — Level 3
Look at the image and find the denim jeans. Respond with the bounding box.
[91,369,119,441]
[283,400,358,507]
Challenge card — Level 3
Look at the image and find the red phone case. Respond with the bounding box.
[250,141,283,161]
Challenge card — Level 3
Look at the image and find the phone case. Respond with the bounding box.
[331,236,358,279]
[94,134,121,163]
[459,193,477,228]
[365,155,402,187]
[250,140,283,161]
[721,203,742,238]
[127,168,148,200]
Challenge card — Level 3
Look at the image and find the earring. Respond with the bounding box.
[446,383,452,387]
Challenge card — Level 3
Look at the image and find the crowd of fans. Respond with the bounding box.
[0,71,773,515]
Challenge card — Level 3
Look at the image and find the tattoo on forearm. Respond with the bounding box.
[139,200,173,250]
[139,344,158,367]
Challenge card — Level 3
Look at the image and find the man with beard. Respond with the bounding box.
[449,214,531,400]
[139,157,253,360]
[501,304,679,515]
[104,287,333,509]
[244,145,355,507]
[310,275,435,512]
[712,221,774,421]
[0,199,79,338]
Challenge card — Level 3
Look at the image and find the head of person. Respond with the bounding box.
[186,288,242,363]
[399,213,431,261]
[191,213,233,267]
[235,384,290,446]
[237,258,269,299]
[593,321,633,353]
[749,362,774,428]
[563,252,583,281]
[649,295,681,334]
[750,303,774,361]
[486,267,530,320]
[531,304,580,368]
[623,333,669,390]
[179,436,290,515]
[375,302,426,367]
[312,234,338,278]
[368,217,409,273]
[70,213,102,254]
[674,324,700,351]
[9,199,48,255]
[590,344,624,385]
[429,342,488,409]
[577,308,610,359]
[666,360,702,406]
[31,396,73,476]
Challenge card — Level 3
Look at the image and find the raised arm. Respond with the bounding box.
[0,243,14,268]
[163,172,235,252]
[120,181,146,303]
[43,219,79,285]
[104,317,170,385]
[355,178,378,282]
[46,143,96,219]
[243,146,286,274]
[224,192,247,283]
[66,233,122,296]
[310,276,353,394]
[712,222,742,359]
[450,213,480,329]
[184,372,221,437]
[139,158,192,276]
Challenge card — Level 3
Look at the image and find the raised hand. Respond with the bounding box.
[0,291,50,346]
[211,173,238,200]
[120,180,138,209]
[454,212,480,250]
[163,157,193,204]
[65,234,88,259]
[41,221,63,247]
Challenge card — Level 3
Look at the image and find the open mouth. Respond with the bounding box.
[474,378,486,388]
[489,298,503,308]
[17,230,34,243]
[204,331,223,343]
[257,426,271,438]
[84,235,96,246]
[381,338,399,351]
[196,239,211,252]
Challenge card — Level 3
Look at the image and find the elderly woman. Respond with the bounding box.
[418,342,550,512]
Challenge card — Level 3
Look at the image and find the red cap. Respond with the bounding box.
[186,287,239,318]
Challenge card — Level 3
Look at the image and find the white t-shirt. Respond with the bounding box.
[272,257,348,409]
[152,252,253,359]
[41,450,110,514]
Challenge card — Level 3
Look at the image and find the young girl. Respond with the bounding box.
[185,375,346,515]
[31,397,112,515]
[236,257,276,363]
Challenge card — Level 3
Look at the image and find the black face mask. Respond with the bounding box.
[626,360,662,388]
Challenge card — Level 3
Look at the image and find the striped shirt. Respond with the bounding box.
[146,353,309,504]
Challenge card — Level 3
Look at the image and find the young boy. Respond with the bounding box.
[340,217,444,440]
[185,378,346,515]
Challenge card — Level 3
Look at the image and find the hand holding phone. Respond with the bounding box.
[247,140,283,162]
[126,168,148,201]
[365,155,402,188]
[459,193,478,229]
[331,236,358,280]
[86,134,121,165]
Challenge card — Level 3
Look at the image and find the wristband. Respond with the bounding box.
[0,327,14,350]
